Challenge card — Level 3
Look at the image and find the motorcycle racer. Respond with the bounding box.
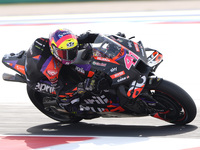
[25,29,111,113]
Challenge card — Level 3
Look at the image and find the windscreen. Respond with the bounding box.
[92,35,126,59]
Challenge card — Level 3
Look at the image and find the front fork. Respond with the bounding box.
[145,76,163,89]
[139,76,169,115]
[117,74,163,110]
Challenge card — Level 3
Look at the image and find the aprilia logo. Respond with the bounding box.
[80,95,108,112]
[35,82,55,94]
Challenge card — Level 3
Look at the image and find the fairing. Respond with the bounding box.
[2,51,26,76]
[90,34,154,87]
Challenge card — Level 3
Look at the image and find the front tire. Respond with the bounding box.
[27,86,82,123]
[147,79,197,125]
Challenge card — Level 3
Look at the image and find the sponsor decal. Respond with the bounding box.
[92,61,107,67]
[46,70,58,76]
[96,57,111,62]
[58,32,69,38]
[35,40,43,46]
[66,42,74,48]
[134,42,140,52]
[84,95,108,105]
[35,82,55,94]
[110,67,117,72]
[94,56,119,65]
[80,95,108,112]
[14,64,25,75]
[138,41,145,56]
[110,71,125,79]
[117,76,129,82]
[75,66,85,74]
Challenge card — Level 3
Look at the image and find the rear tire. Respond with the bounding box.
[27,86,82,123]
[148,79,197,125]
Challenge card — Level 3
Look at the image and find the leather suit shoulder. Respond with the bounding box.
[28,38,50,57]
[34,38,49,49]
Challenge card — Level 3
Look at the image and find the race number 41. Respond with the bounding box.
[124,51,139,70]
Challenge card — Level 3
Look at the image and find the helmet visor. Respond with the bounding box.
[53,45,78,61]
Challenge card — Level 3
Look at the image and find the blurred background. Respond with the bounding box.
[1,0,200,16]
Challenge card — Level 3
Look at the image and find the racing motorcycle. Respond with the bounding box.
[2,34,197,125]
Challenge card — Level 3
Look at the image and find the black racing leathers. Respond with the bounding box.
[25,33,98,105]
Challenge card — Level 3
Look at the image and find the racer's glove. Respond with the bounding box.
[116,32,126,38]
[78,31,91,41]
[82,71,111,94]
[78,31,98,44]
[84,78,96,91]
[81,43,93,60]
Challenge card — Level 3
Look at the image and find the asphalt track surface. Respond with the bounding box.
[1,1,200,149]
[0,103,200,138]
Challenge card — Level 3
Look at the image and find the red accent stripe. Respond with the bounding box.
[14,64,25,75]
[182,147,200,150]
[0,136,95,150]
[93,56,119,65]
[110,71,125,79]
[56,34,76,47]
[33,55,40,60]
[87,71,95,77]
[152,21,200,24]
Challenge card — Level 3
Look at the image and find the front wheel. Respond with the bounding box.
[27,85,82,123]
[145,79,197,125]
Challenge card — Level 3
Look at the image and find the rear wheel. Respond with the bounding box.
[146,79,197,125]
[27,86,82,123]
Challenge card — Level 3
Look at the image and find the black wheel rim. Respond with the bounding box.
[150,90,186,123]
